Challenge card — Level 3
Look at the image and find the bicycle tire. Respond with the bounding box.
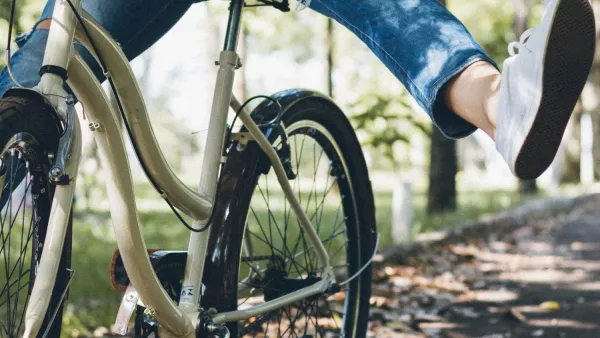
[202,90,376,338]
[0,92,71,338]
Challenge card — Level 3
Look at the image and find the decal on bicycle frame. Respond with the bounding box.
[180,284,195,303]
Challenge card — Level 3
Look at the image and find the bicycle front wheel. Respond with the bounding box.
[0,93,71,338]
[211,92,376,337]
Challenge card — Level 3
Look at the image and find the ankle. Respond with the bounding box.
[444,61,501,139]
[34,19,52,30]
[482,74,501,139]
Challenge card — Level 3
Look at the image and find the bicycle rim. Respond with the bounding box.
[0,137,48,337]
[237,120,363,337]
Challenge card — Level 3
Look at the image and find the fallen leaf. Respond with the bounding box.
[539,301,560,311]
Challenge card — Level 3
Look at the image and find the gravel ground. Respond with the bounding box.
[368,194,600,338]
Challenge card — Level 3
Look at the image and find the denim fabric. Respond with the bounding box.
[308,0,497,138]
[0,0,195,91]
[0,0,496,138]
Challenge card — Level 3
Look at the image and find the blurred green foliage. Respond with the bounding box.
[0,0,45,67]
[351,94,430,167]
[62,186,524,336]
[0,0,552,336]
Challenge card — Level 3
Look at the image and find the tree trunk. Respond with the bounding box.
[559,99,582,183]
[512,0,538,194]
[326,18,334,98]
[427,128,457,213]
[518,179,538,197]
[427,0,457,214]
[588,0,600,179]
[235,25,248,102]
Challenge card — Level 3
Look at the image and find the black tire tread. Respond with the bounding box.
[237,95,375,337]
[0,94,68,338]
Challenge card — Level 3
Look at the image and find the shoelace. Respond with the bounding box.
[508,27,535,56]
[297,0,311,10]
[508,0,553,56]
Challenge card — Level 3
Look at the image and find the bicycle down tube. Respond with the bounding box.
[24,0,334,336]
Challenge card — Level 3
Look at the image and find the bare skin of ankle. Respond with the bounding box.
[36,19,52,30]
[444,61,501,140]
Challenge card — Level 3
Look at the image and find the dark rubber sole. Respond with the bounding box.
[514,0,596,180]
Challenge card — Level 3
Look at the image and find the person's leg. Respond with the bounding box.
[444,61,499,139]
[0,0,197,96]
[308,0,496,139]
[0,0,197,209]
[309,0,595,179]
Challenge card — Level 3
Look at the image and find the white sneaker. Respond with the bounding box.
[495,0,595,179]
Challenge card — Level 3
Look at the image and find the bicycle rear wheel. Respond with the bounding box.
[205,92,376,338]
[0,93,71,338]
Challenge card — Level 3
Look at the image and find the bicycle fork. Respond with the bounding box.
[22,0,83,336]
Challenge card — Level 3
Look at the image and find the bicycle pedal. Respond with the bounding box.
[112,284,139,336]
[110,249,187,292]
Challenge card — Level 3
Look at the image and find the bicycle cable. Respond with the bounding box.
[231,94,283,130]
[64,0,209,232]
[63,1,287,233]
[338,232,380,286]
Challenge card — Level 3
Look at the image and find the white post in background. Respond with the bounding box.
[392,180,413,244]
[581,113,594,185]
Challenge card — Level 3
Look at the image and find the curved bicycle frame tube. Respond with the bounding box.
[74,13,213,222]
[67,54,195,337]
[23,1,336,335]
[230,97,332,272]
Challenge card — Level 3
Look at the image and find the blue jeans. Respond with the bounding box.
[0,0,496,138]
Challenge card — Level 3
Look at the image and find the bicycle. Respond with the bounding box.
[0,0,378,337]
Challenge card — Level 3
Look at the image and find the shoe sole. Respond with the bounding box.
[514,0,596,180]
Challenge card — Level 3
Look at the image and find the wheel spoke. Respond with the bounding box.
[239,123,366,337]
[0,149,43,337]
[256,183,299,271]
[323,297,341,332]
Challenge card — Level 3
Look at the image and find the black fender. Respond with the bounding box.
[2,87,64,135]
[199,89,343,334]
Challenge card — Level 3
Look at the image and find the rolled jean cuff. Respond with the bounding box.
[426,49,498,139]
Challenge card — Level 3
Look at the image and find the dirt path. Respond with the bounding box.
[369,195,600,338]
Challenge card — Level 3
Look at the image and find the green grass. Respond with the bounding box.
[374,189,531,247]
[57,187,530,336]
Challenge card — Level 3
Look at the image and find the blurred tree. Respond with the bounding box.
[236,25,248,100]
[427,0,458,213]
[352,94,429,169]
[450,0,514,65]
[326,18,334,98]
[0,0,22,32]
[589,0,600,180]
[243,4,318,64]
[512,0,538,195]
[428,127,458,213]
[559,99,582,183]
[0,0,45,68]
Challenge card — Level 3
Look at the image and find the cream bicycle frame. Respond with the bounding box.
[20,0,334,337]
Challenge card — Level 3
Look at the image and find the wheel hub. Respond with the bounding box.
[259,256,323,302]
